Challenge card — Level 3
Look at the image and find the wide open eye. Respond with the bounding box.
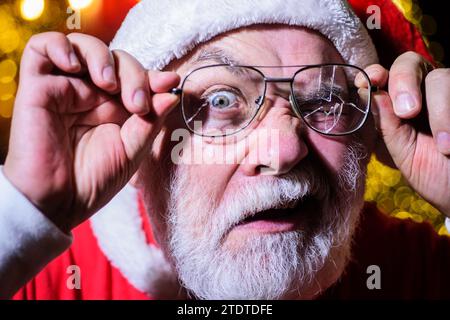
[207,90,238,109]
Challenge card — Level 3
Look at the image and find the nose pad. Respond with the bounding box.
[255,96,263,105]
[289,94,302,119]
[256,95,269,121]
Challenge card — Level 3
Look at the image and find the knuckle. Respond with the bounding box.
[42,31,67,43]
[27,33,41,46]
[112,49,131,60]
[27,32,66,50]
[367,63,386,72]
[113,49,144,70]
[67,32,105,47]
[66,32,84,39]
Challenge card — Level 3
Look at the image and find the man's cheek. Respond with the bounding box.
[306,133,351,174]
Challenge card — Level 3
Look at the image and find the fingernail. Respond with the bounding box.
[69,52,80,68]
[394,93,416,115]
[436,131,450,154]
[102,65,116,85]
[133,89,149,111]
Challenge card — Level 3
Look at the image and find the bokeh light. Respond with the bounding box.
[0,80,17,102]
[365,155,446,232]
[421,15,438,35]
[429,41,445,62]
[0,30,20,54]
[0,96,14,119]
[0,59,18,84]
[69,0,94,10]
[20,0,45,21]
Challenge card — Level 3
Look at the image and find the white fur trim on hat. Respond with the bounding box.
[110,0,378,70]
[90,185,179,298]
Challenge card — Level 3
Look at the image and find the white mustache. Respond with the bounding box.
[211,166,328,241]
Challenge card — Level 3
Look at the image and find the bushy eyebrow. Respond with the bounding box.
[193,47,242,66]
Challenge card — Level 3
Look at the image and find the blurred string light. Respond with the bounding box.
[69,0,94,10]
[0,97,14,119]
[0,59,17,84]
[0,29,20,54]
[365,155,448,236]
[20,0,45,21]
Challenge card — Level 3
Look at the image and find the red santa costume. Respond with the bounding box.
[0,0,449,299]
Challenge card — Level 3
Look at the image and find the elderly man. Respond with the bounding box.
[0,0,449,299]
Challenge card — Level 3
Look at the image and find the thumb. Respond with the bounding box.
[372,90,415,166]
[120,93,179,166]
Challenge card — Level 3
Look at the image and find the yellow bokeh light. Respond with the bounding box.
[0,59,18,84]
[69,0,94,10]
[0,7,15,31]
[365,154,445,233]
[0,30,20,53]
[0,80,17,101]
[438,225,450,237]
[392,0,413,16]
[0,96,14,119]
[20,0,45,21]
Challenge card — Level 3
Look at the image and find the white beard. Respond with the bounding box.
[167,142,367,300]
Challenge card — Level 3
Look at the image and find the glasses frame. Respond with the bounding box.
[171,63,378,138]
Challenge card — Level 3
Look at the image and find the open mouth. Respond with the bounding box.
[234,196,314,233]
[241,206,300,224]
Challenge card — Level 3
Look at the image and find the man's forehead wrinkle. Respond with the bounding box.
[183,28,344,72]
[226,32,284,65]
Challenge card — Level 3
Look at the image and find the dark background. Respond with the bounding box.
[0,1,448,164]
[419,1,449,67]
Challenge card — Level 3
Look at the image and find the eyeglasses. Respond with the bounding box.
[171,63,377,137]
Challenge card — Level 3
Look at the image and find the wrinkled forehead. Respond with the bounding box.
[170,25,344,75]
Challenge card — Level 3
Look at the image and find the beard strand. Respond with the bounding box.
[167,142,367,300]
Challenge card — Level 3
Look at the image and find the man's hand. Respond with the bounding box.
[3,32,180,232]
[360,51,450,216]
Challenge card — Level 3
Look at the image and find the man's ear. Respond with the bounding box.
[374,134,397,169]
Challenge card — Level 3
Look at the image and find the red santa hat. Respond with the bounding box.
[110,0,380,69]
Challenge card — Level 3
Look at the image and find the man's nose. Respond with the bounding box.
[239,97,309,176]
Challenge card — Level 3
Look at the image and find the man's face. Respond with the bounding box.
[138,25,375,299]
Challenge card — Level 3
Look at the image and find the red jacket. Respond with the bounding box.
[13,201,450,300]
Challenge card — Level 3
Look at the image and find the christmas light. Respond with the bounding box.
[0,30,20,53]
[0,97,14,119]
[0,80,16,102]
[20,0,45,21]
[69,0,94,10]
[0,60,18,84]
